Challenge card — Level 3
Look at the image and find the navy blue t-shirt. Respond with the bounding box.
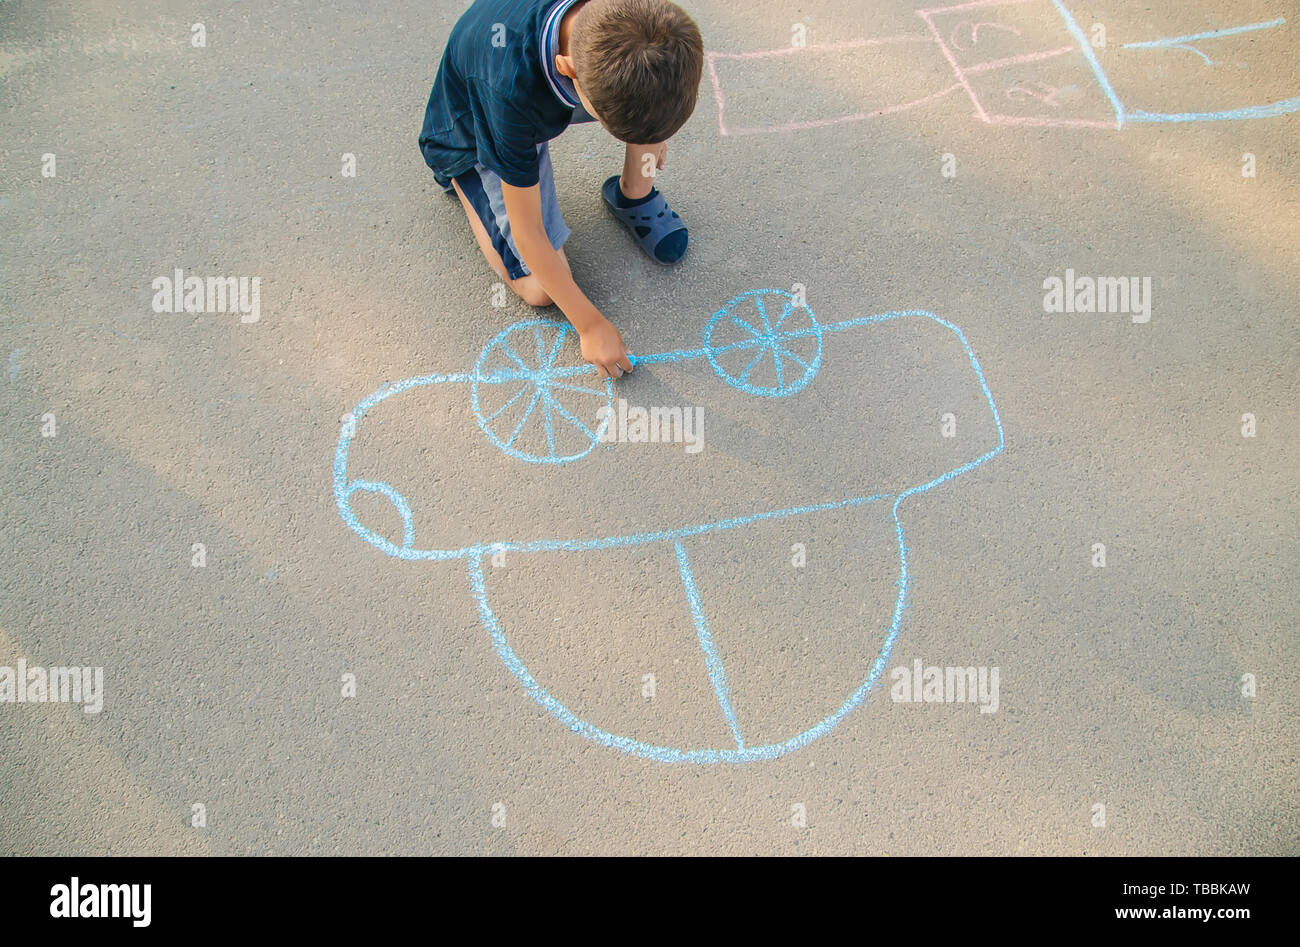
[420,0,596,190]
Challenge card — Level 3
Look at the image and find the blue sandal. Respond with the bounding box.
[601,174,689,265]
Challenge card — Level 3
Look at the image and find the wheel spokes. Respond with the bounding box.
[504,387,543,449]
[473,320,611,462]
[705,290,822,397]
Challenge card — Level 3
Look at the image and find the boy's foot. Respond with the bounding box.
[601,175,688,264]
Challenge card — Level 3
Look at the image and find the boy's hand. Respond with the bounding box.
[498,182,633,379]
[580,318,634,379]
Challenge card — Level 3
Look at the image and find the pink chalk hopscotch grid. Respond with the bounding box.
[707,0,1120,135]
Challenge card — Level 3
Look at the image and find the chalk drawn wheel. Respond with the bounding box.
[702,289,823,397]
[472,319,613,464]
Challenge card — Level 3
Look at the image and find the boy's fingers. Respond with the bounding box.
[617,355,634,374]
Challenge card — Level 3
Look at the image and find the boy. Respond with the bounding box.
[419,0,703,379]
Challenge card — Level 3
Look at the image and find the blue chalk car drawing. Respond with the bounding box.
[334,289,1005,763]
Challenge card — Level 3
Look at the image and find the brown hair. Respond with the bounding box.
[570,0,704,144]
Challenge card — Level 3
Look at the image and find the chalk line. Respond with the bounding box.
[919,8,991,124]
[707,34,933,62]
[1049,0,1125,128]
[724,84,965,137]
[1122,17,1286,57]
[1126,96,1300,124]
[705,52,729,136]
[917,0,1038,16]
[962,46,1076,75]
[675,540,744,750]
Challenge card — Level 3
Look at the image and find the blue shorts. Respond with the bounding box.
[450,140,570,280]
[446,103,596,280]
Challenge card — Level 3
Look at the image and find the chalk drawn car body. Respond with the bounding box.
[334,290,1004,763]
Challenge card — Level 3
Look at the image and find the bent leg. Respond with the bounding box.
[451,178,568,308]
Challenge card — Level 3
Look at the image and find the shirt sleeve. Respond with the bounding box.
[470,80,541,188]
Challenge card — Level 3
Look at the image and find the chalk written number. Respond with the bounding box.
[1006,80,1061,107]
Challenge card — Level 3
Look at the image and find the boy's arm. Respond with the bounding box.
[501,181,634,379]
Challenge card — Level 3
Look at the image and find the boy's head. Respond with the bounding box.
[560,0,704,144]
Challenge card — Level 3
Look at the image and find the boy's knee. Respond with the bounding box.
[511,277,552,308]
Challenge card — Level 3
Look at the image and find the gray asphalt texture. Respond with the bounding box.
[1,0,1297,855]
